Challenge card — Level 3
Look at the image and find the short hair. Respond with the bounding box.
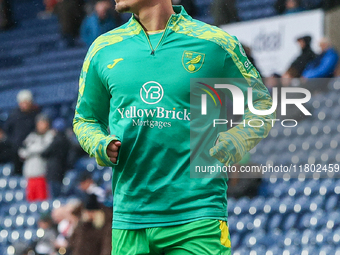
[35,113,50,124]
[17,89,33,103]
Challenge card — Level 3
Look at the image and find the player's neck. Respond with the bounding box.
[134,2,175,32]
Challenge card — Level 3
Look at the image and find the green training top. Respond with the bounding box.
[73,6,275,229]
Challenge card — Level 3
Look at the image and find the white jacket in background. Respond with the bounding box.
[19,130,54,178]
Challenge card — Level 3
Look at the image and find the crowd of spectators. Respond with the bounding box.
[13,180,112,255]
[0,89,88,202]
[270,36,339,91]
[3,0,340,34]
[0,1,339,255]
[37,0,121,47]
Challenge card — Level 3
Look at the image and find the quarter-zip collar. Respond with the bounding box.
[128,5,189,55]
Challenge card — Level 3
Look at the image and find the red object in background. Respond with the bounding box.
[26,177,49,202]
[44,0,58,12]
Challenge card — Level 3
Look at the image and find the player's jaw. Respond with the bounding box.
[115,0,144,13]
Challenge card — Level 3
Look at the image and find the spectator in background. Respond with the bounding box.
[302,37,339,79]
[37,0,58,19]
[69,194,112,255]
[284,0,303,14]
[275,0,286,14]
[18,113,54,202]
[54,0,85,47]
[42,118,70,199]
[211,0,239,26]
[285,36,317,78]
[52,200,82,255]
[78,171,106,204]
[4,89,41,175]
[35,212,58,255]
[301,38,339,93]
[0,0,14,30]
[80,0,117,47]
[172,0,196,17]
[0,124,12,163]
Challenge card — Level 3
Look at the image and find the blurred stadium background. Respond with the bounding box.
[1,0,340,254]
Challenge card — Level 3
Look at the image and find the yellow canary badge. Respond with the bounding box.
[182,51,205,73]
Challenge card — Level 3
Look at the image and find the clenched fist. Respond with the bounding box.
[106,140,121,164]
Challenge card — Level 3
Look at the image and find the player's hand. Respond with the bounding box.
[106,140,121,164]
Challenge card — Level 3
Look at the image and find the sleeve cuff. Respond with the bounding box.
[94,135,121,167]
[209,132,242,166]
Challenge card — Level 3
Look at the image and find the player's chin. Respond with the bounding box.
[115,3,131,13]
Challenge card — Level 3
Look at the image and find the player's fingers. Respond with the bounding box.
[107,141,121,152]
[107,150,118,158]
[114,141,121,147]
[109,158,117,164]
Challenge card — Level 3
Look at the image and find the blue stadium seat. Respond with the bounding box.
[265,246,284,255]
[7,205,18,217]
[284,245,300,255]
[267,181,290,198]
[320,178,336,194]
[25,215,38,229]
[37,201,51,213]
[284,229,301,247]
[300,245,320,255]
[287,180,306,198]
[13,215,25,229]
[62,169,80,196]
[243,230,266,247]
[23,228,37,243]
[237,214,254,233]
[228,215,237,234]
[263,197,280,215]
[233,197,250,215]
[300,229,317,247]
[14,191,25,203]
[319,245,336,255]
[0,178,7,190]
[252,214,268,230]
[304,179,322,197]
[264,230,284,248]
[325,195,339,211]
[248,196,265,215]
[298,213,312,230]
[1,217,13,229]
[228,198,236,212]
[328,78,340,91]
[230,232,241,249]
[0,163,13,177]
[7,178,20,190]
[279,196,295,214]
[0,230,10,247]
[7,230,21,244]
[316,228,333,246]
[267,214,282,230]
[282,213,298,232]
[233,247,251,255]
[309,210,327,230]
[309,195,325,212]
[326,212,340,230]
[333,227,340,247]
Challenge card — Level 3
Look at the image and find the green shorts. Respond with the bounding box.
[111,219,231,255]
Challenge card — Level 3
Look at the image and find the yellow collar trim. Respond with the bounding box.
[146,30,165,35]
